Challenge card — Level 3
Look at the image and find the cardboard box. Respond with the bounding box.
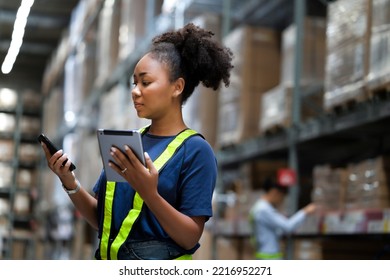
[217,25,280,147]
[0,140,14,161]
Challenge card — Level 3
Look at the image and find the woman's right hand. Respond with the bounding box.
[303,203,317,215]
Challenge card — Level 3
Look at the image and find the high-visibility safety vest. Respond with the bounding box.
[249,210,283,260]
[99,127,200,260]
[255,252,283,260]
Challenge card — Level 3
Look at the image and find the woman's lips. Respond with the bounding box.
[134,102,143,110]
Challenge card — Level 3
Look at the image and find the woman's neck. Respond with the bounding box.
[148,119,187,136]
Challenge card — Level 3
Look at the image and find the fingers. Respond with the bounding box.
[46,148,73,173]
[144,152,157,176]
[111,145,143,168]
[110,146,152,177]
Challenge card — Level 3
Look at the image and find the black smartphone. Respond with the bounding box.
[37,134,76,171]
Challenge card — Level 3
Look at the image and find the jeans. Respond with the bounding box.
[95,239,185,260]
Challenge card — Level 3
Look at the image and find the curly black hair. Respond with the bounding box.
[149,23,234,104]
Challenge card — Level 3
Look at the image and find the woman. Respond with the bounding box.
[41,23,233,260]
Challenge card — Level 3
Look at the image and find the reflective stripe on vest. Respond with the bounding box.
[99,128,199,260]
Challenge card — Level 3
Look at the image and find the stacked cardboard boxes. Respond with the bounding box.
[217,25,280,147]
[311,165,347,211]
[345,156,390,209]
[260,17,326,134]
[312,155,390,210]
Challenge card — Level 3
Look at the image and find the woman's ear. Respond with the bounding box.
[173,77,185,98]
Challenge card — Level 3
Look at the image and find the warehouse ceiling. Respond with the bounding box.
[0,0,327,91]
[0,0,79,88]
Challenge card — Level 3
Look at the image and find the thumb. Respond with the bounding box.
[144,152,157,175]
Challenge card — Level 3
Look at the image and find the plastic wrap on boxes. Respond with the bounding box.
[259,86,290,133]
[0,113,16,133]
[281,17,326,87]
[0,88,18,110]
[367,0,390,91]
[324,41,367,110]
[368,26,390,90]
[259,85,323,134]
[326,0,371,51]
[324,0,372,111]
[371,0,390,30]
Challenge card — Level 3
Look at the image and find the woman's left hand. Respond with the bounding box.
[109,146,158,200]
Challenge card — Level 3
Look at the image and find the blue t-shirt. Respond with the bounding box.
[93,131,217,254]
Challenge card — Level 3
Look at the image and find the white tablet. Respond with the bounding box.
[97,129,145,182]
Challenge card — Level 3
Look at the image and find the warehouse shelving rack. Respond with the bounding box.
[38,0,390,260]
[0,86,42,260]
[213,0,390,260]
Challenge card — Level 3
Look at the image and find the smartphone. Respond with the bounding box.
[37,134,76,171]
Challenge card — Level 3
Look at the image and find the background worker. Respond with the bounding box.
[250,178,317,259]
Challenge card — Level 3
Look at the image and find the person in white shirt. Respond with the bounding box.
[250,178,317,259]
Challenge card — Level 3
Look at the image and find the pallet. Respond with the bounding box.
[262,123,286,135]
[367,81,390,101]
[324,86,369,115]
[327,98,361,115]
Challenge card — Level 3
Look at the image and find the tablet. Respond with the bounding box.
[97,129,145,182]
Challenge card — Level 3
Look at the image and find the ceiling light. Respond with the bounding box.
[1,0,35,74]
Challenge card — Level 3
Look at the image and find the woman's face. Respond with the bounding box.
[131,53,179,120]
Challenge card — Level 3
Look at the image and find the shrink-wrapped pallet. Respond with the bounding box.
[259,85,322,133]
[367,0,390,91]
[324,0,372,111]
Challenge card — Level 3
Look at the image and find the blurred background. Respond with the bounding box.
[1,0,390,260]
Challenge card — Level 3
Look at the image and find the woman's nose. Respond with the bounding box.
[132,85,141,97]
